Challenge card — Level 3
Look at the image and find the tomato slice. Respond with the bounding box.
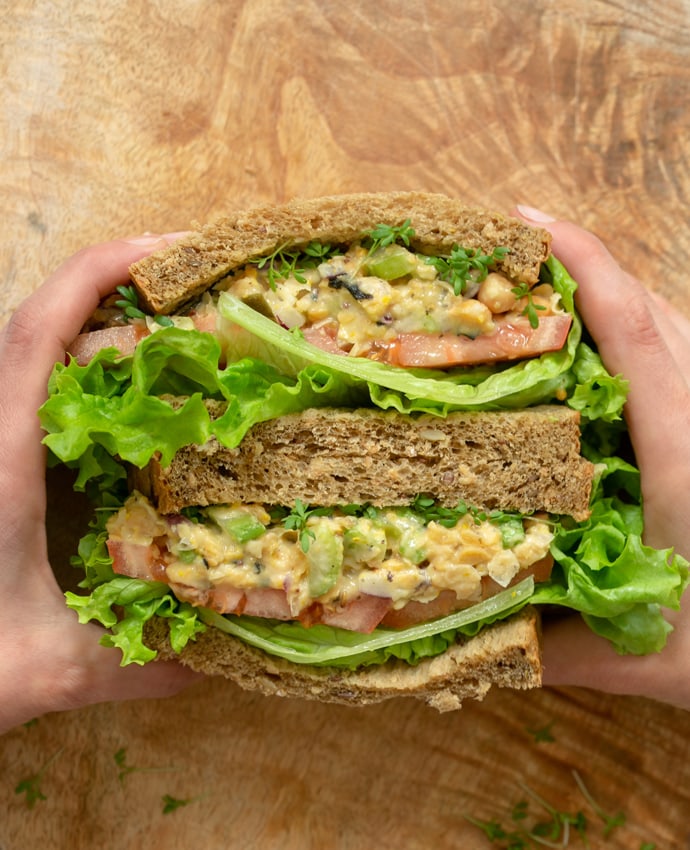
[380,315,572,368]
[318,594,393,633]
[68,324,149,365]
[107,539,166,581]
[301,323,345,356]
[240,587,293,619]
[379,590,464,629]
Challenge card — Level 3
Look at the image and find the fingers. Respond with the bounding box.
[1,610,204,733]
[542,607,690,711]
[0,234,184,490]
[514,207,690,552]
[61,625,205,710]
[648,291,690,383]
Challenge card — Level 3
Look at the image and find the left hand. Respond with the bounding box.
[0,234,203,736]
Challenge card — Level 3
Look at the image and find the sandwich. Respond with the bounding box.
[40,192,688,711]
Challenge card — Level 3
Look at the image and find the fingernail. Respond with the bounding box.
[161,230,191,241]
[123,231,190,246]
[123,233,166,246]
[516,205,557,223]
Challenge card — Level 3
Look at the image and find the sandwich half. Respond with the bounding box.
[40,192,688,710]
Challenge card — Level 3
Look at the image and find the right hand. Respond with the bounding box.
[515,206,690,710]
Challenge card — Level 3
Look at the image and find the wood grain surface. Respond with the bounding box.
[2,1,690,847]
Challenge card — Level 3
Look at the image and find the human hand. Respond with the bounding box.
[0,235,203,736]
[515,206,690,710]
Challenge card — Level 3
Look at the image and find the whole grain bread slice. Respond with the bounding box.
[144,607,542,712]
[133,404,593,520]
[129,192,552,314]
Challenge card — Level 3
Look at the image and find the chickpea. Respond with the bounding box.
[445,298,494,336]
[477,272,518,314]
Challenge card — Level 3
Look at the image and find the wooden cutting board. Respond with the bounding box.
[2,1,690,846]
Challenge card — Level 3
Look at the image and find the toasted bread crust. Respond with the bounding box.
[129,192,552,314]
[133,404,593,520]
[144,608,542,711]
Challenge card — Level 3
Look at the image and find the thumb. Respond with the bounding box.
[514,206,690,555]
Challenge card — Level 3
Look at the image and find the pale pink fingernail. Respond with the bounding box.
[123,233,166,246]
[516,205,557,223]
[162,230,191,241]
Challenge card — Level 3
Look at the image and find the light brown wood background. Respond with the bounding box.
[2,1,690,847]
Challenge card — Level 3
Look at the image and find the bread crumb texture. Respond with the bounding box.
[140,405,593,520]
[129,192,552,314]
[144,608,542,712]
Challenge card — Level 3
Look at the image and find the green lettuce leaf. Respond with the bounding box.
[531,456,688,654]
[197,578,535,668]
[65,518,205,665]
[40,329,364,489]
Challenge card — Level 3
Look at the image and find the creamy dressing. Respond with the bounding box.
[107,492,554,615]
[212,240,563,358]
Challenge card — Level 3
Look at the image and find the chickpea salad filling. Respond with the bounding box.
[72,220,572,371]
[106,491,554,632]
[209,224,571,368]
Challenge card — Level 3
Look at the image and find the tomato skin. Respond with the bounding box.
[68,324,148,365]
[317,595,393,634]
[378,314,572,368]
[301,323,345,356]
[107,539,166,581]
[379,590,464,629]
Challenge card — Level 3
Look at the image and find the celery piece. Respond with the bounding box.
[207,507,266,543]
[364,245,417,280]
[307,523,344,597]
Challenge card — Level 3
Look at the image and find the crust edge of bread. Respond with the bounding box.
[129,192,552,315]
[132,404,595,521]
[144,607,542,712]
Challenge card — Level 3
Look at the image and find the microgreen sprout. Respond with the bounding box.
[114,284,147,320]
[249,240,338,289]
[114,747,177,785]
[425,245,510,295]
[162,792,206,814]
[511,282,546,329]
[280,499,331,552]
[411,495,529,547]
[465,772,639,848]
[527,722,556,743]
[14,748,63,809]
[365,219,416,254]
[572,771,626,838]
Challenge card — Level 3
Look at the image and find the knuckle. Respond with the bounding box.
[623,291,668,355]
[2,296,43,360]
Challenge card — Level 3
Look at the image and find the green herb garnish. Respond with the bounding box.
[465,771,635,847]
[280,499,330,552]
[14,749,63,809]
[114,285,172,326]
[410,495,529,547]
[572,771,626,838]
[162,793,202,814]
[526,722,556,743]
[114,747,177,785]
[114,284,147,320]
[364,219,416,254]
[249,240,338,289]
[425,245,510,295]
[511,282,546,329]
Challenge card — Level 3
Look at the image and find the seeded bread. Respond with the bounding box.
[134,404,593,520]
[144,607,541,711]
[129,192,552,314]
